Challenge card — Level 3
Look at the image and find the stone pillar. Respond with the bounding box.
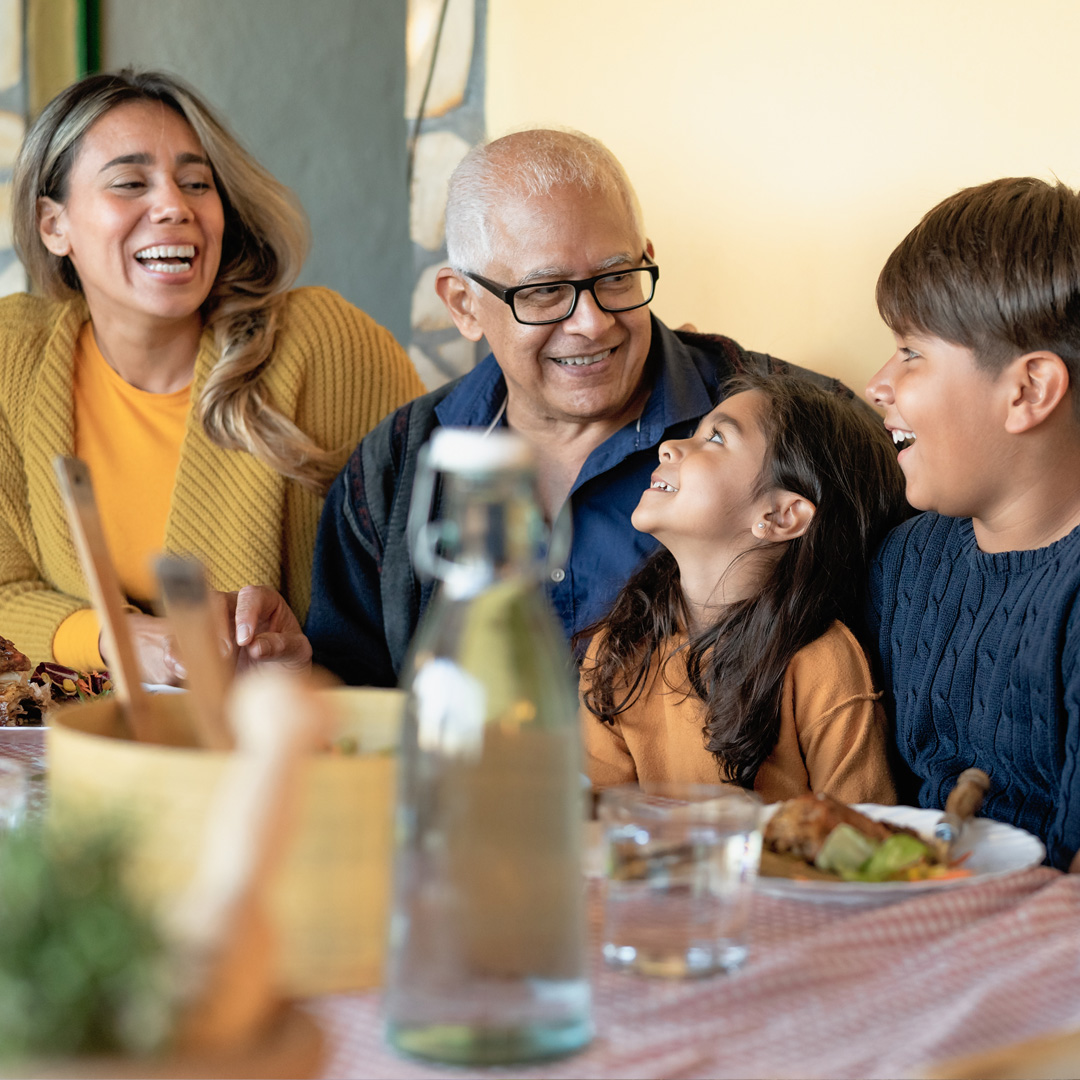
[406,0,486,389]
[0,0,27,297]
[0,0,80,299]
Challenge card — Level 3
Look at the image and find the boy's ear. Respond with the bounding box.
[754,492,816,543]
[435,267,485,342]
[1003,351,1070,434]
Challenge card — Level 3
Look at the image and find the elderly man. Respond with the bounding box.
[305,129,848,686]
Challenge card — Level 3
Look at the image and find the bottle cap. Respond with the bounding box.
[425,427,535,473]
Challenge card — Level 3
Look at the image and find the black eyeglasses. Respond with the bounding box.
[464,254,659,326]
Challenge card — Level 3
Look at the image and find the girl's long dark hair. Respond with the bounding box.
[580,373,910,789]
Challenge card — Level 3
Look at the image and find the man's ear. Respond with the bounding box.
[435,267,485,342]
[37,197,70,256]
[645,237,655,260]
[754,491,816,543]
[1003,351,1070,434]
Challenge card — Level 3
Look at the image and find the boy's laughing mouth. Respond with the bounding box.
[889,427,916,452]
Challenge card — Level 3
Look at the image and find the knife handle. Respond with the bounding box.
[944,767,991,820]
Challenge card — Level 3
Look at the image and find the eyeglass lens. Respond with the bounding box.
[512,267,655,323]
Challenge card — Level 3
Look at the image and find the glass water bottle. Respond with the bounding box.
[384,428,592,1066]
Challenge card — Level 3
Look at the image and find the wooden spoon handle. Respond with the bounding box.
[944,767,991,820]
[168,673,329,1052]
[53,456,154,741]
[156,555,234,751]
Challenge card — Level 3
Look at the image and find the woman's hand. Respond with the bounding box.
[111,588,311,685]
[120,611,184,686]
[215,585,312,676]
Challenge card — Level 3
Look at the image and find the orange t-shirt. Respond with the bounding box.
[51,324,191,669]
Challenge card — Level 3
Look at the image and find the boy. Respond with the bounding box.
[865,177,1080,871]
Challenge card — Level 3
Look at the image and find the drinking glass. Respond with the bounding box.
[599,783,761,977]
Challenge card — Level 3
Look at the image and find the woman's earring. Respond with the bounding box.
[755,522,766,532]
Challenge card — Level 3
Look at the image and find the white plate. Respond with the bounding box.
[755,803,1046,905]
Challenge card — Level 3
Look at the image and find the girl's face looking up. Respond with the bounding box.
[633,389,772,558]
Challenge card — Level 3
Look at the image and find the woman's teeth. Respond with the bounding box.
[651,480,677,492]
[135,245,195,272]
[892,429,916,446]
[553,348,612,367]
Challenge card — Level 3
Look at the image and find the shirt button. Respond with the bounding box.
[550,568,566,583]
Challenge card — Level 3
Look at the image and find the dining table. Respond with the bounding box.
[5,725,1080,1080]
[307,867,1080,1080]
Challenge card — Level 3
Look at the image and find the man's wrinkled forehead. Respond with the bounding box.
[480,184,643,283]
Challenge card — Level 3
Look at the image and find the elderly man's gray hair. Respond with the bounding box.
[445,128,646,276]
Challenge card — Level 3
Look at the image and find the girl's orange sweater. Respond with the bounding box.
[582,620,897,805]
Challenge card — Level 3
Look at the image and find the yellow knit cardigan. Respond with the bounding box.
[0,286,425,662]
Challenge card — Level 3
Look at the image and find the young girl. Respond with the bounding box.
[580,373,910,803]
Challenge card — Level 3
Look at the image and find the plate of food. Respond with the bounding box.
[756,794,1046,904]
[0,634,113,730]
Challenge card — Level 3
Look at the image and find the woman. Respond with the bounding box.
[2,69,424,682]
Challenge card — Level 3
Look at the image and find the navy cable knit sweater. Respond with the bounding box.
[868,511,1080,870]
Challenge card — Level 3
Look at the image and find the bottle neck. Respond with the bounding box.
[437,472,546,597]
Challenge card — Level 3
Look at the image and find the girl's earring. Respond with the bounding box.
[755,522,767,532]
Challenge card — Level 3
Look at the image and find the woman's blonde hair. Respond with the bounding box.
[13,69,340,491]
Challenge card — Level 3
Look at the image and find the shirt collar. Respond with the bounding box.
[434,351,508,428]
[636,315,717,441]
[433,314,716,434]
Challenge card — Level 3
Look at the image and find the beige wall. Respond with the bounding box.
[486,0,1080,393]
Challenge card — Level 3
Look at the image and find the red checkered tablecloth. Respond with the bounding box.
[0,728,48,817]
[0,727,47,769]
[309,867,1080,1080]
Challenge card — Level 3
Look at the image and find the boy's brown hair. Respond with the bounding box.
[877,177,1080,389]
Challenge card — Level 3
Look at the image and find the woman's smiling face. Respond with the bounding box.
[37,99,225,332]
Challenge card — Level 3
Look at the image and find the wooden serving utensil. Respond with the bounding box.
[933,767,991,863]
[155,555,234,751]
[53,455,155,742]
[164,672,330,1054]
